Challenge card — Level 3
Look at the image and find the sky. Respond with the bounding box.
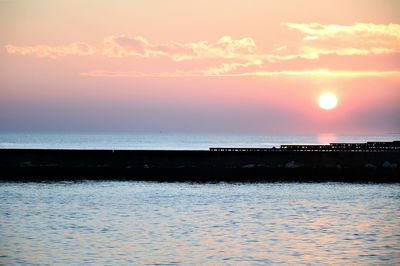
[0,0,399,134]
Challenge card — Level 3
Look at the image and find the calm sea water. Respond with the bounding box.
[0,182,399,265]
[1,134,400,264]
[1,133,399,150]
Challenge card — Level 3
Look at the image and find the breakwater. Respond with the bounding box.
[1,147,399,182]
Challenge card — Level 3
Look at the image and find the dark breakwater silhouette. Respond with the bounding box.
[1,141,399,182]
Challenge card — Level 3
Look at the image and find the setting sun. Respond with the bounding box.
[318,92,338,110]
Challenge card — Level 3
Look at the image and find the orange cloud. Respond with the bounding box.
[102,35,261,63]
[4,42,95,59]
[6,23,400,62]
[284,22,400,59]
[102,35,199,60]
[5,23,400,76]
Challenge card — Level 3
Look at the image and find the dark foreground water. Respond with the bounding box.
[1,182,399,265]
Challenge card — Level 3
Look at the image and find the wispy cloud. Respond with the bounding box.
[5,35,264,73]
[5,23,400,77]
[284,22,400,59]
[4,42,96,58]
[80,69,203,78]
[81,69,400,78]
[219,69,400,78]
[102,35,263,66]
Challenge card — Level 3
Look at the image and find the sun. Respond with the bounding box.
[318,92,338,110]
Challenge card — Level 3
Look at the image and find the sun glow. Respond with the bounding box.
[318,92,338,110]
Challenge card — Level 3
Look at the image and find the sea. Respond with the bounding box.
[0,132,399,150]
[1,133,399,265]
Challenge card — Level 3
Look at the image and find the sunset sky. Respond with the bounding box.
[1,0,399,134]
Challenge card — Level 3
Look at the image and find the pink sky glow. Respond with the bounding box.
[0,0,399,134]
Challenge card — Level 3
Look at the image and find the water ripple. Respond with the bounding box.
[0,182,399,265]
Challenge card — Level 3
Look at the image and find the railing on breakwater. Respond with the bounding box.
[210,141,400,152]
